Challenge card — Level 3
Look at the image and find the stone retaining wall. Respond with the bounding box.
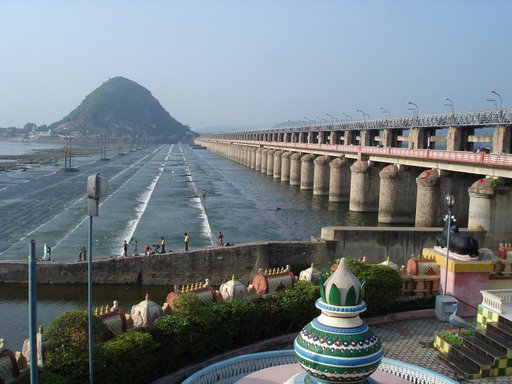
[0,227,487,286]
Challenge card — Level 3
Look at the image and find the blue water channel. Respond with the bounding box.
[0,142,378,350]
[0,143,377,262]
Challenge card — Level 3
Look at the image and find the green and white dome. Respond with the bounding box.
[294,258,383,383]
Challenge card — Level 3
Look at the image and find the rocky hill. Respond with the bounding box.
[49,77,196,142]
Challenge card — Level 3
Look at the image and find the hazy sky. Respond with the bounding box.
[1,1,511,132]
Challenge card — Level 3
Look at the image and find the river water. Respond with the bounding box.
[0,141,377,351]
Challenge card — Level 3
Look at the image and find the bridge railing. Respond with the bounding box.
[210,109,512,136]
[213,139,512,168]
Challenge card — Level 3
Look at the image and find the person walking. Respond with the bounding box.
[83,246,87,261]
[78,247,85,262]
[160,237,166,253]
[46,244,52,261]
[184,233,190,251]
[217,232,224,247]
[131,240,139,256]
[122,240,128,257]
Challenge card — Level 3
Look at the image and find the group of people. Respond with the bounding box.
[120,234,193,257]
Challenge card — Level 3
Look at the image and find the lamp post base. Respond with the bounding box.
[435,295,457,321]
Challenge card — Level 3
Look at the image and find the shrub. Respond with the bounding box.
[261,280,319,336]
[16,370,74,384]
[151,314,196,371]
[44,310,112,382]
[95,330,160,384]
[345,259,403,317]
[208,299,262,347]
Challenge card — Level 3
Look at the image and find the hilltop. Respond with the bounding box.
[49,77,196,142]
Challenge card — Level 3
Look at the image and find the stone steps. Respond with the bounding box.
[436,313,512,379]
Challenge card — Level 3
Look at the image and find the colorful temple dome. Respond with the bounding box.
[294,258,383,383]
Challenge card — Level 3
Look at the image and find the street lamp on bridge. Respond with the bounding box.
[407,101,419,116]
[356,109,369,120]
[491,90,503,109]
[326,113,336,123]
[486,99,498,110]
[443,97,454,114]
[341,112,353,120]
[378,106,391,118]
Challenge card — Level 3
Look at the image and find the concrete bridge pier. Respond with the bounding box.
[242,146,248,166]
[313,156,329,195]
[290,152,302,186]
[328,158,350,202]
[273,150,283,179]
[266,150,275,176]
[281,152,291,182]
[468,180,512,246]
[414,169,473,227]
[300,154,314,190]
[381,129,402,148]
[349,160,381,212]
[415,169,440,227]
[468,179,495,232]
[447,126,474,151]
[236,145,243,163]
[409,127,432,149]
[493,125,512,153]
[245,147,252,167]
[255,148,262,172]
[344,131,357,145]
[260,149,268,174]
[378,165,417,224]
[250,148,256,169]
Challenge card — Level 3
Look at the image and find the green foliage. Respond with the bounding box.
[44,310,112,382]
[261,280,319,335]
[16,370,74,384]
[345,258,402,317]
[438,329,475,346]
[171,291,206,317]
[95,330,160,384]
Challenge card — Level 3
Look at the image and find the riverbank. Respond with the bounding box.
[0,145,99,171]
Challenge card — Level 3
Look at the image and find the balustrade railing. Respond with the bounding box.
[480,289,512,313]
[203,139,512,168]
[181,351,458,384]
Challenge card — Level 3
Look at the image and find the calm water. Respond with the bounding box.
[0,141,377,350]
[0,139,62,155]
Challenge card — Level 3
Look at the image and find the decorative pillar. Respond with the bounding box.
[289,152,302,186]
[281,152,291,182]
[273,150,283,179]
[329,157,349,202]
[294,258,383,383]
[415,169,440,227]
[300,154,314,190]
[313,155,329,195]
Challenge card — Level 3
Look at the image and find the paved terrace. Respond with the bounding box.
[154,310,511,384]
